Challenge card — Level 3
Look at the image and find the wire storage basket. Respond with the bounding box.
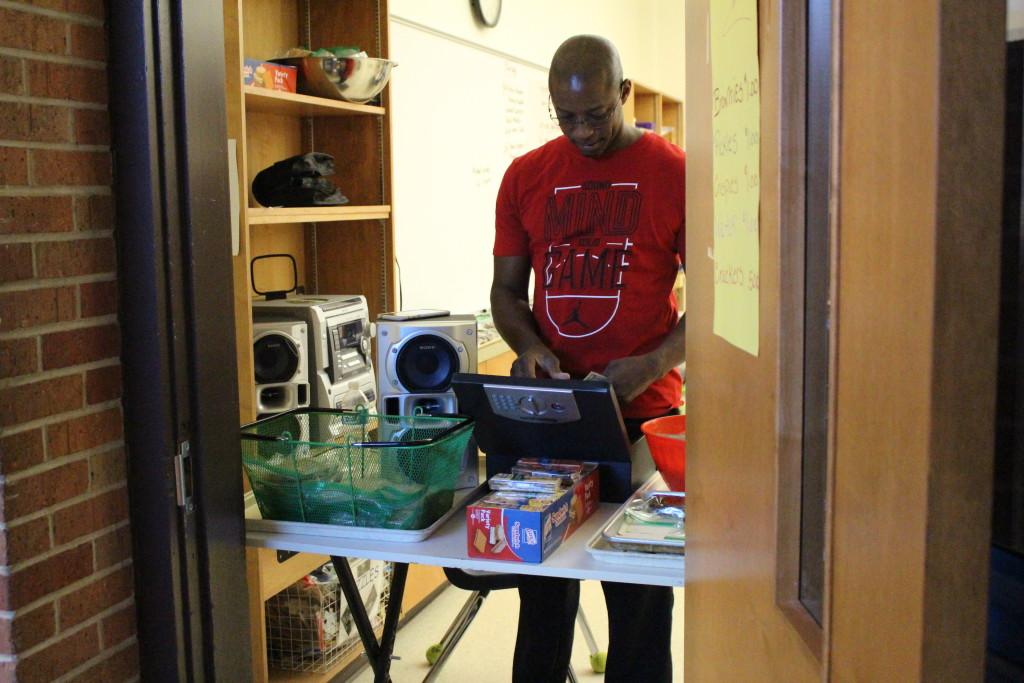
[266,559,392,673]
[241,408,474,530]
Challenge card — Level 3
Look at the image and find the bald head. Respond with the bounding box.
[549,35,623,94]
[547,35,639,157]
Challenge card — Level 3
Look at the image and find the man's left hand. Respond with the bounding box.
[603,354,662,404]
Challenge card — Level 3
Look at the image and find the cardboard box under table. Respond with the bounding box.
[467,465,600,563]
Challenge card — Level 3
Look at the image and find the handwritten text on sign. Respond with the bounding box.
[711,0,760,356]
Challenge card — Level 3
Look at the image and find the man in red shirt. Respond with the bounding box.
[491,34,685,683]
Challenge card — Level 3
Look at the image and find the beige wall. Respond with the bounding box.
[389,0,685,99]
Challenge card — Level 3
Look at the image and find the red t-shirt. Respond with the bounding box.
[494,132,685,418]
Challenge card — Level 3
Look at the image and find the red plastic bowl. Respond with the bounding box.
[641,414,686,491]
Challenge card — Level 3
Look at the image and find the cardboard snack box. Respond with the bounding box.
[242,59,297,93]
[466,465,600,563]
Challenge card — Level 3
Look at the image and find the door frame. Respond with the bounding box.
[109,0,252,678]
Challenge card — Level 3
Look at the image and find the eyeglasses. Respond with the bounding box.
[549,80,626,129]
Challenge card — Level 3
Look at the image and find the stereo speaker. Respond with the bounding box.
[376,314,477,416]
[252,319,310,419]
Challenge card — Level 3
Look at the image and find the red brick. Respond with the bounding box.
[0,102,71,143]
[79,279,116,317]
[9,542,92,610]
[69,22,105,62]
[31,149,111,186]
[41,323,119,369]
[0,286,76,332]
[3,459,89,520]
[0,196,74,235]
[0,147,29,185]
[0,429,45,475]
[0,573,7,611]
[35,237,115,278]
[27,61,106,104]
[52,487,127,546]
[0,243,34,284]
[5,518,50,565]
[85,363,120,403]
[67,1,106,18]
[0,56,22,95]
[11,604,55,653]
[99,605,134,649]
[92,525,130,570]
[0,337,38,379]
[73,108,108,145]
[58,566,132,629]
[16,623,99,683]
[44,406,121,458]
[0,8,67,56]
[0,373,82,427]
[29,0,106,19]
[87,447,125,488]
[74,194,112,231]
[0,615,9,656]
[69,643,139,683]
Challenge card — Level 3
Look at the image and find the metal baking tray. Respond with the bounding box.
[244,483,487,543]
[586,475,686,568]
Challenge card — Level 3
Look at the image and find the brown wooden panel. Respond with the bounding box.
[250,224,308,292]
[242,0,300,61]
[683,0,820,679]
[829,2,1003,682]
[245,110,304,207]
[311,220,391,317]
[308,0,384,60]
[311,116,386,205]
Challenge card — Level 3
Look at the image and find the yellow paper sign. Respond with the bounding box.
[710,0,760,356]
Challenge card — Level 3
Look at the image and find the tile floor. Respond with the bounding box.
[350,580,684,682]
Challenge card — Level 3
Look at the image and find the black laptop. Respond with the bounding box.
[451,373,654,502]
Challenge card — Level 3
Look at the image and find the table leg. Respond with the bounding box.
[332,557,409,683]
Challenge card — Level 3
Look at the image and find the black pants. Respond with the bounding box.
[512,412,678,683]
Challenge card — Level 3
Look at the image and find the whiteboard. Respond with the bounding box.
[389,20,561,313]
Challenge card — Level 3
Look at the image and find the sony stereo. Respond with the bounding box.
[376,313,478,416]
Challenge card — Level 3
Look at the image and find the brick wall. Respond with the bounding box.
[0,2,138,681]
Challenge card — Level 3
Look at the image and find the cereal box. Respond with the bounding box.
[242,59,297,93]
[466,465,599,563]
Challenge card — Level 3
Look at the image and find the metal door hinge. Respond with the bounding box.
[174,440,195,512]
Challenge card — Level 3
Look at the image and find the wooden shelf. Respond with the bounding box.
[247,205,391,225]
[244,86,385,117]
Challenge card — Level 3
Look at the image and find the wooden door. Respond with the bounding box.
[684,2,1004,681]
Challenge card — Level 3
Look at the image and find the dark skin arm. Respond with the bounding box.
[491,255,686,402]
[490,255,570,379]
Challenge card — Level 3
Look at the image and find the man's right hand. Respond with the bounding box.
[511,344,571,380]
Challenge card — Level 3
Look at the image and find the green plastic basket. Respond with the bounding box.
[241,408,474,530]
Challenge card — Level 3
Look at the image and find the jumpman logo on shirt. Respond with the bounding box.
[560,301,591,331]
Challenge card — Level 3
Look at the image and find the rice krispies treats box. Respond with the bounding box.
[466,465,599,563]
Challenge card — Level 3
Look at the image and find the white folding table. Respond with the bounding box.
[245,473,683,681]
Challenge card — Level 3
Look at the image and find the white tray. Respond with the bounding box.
[244,483,487,543]
[585,476,686,570]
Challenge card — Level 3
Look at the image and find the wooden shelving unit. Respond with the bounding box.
[247,205,392,225]
[222,1,448,680]
[625,81,685,148]
[244,85,386,117]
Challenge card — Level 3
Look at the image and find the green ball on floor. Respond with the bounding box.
[426,643,443,665]
[590,651,607,673]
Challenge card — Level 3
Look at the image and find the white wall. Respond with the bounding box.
[389,0,685,98]
[387,0,686,313]
[1011,0,1024,38]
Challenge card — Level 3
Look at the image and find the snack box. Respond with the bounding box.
[242,59,297,93]
[466,465,599,563]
